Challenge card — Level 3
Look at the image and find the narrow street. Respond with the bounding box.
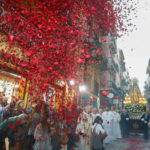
[1,0,150,150]
[105,134,150,150]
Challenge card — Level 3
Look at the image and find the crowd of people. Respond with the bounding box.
[75,105,131,150]
[0,91,83,150]
[0,92,143,150]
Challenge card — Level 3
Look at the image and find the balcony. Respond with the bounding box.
[109,34,117,54]
[99,59,108,71]
[100,80,118,94]
[121,77,127,86]
[107,57,119,72]
[122,62,126,72]
[109,80,118,93]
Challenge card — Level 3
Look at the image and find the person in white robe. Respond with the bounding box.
[108,106,116,141]
[76,105,92,150]
[91,107,100,124]
[113,110,122,139]
[102,107,113,144]
[75,112,86,150]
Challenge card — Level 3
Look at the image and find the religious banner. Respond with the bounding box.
[18,77,26,100]
[24,80,30,108]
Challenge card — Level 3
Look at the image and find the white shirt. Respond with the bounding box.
[102,111,111,121]
[76,113,85,134]
[109,111,115,121]
[92,123,105,135]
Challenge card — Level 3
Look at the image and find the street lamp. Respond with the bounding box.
[79,84,87,92]
[69,80,75,86]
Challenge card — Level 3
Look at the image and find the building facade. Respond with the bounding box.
[144,59,150,104]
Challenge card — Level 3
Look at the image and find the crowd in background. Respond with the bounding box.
[0,92,81,150]
[0,92,138,150]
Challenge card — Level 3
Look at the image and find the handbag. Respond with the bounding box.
[101,132,108,140]
[60,134,69,145]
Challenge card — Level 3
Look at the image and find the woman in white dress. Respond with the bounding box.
[33,116,52,150]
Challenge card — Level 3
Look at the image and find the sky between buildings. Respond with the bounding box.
[117,0,150,93]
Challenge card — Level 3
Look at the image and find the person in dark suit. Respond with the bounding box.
[141,110,150,140]
[120,109,130,138]
[119,110,123,137]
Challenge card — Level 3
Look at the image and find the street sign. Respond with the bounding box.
[107,93,114,98]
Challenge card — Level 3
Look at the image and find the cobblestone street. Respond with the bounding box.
[105,134,150,150]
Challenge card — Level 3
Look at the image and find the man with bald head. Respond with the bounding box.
[91,107,100,124]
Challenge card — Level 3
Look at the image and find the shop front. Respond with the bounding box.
[43,81,77,113]
[0,26,31,107]
[0,70,21,103]
[0,67,29,107]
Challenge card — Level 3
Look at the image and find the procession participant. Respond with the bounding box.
[91,107,98,124]
[76,105,92,150]
[120,109,130,138]
[102,107,113,144]
[119,110,123,136]
[113,110,121,139]
[109,106,116,141]
[89,105,94,126]
[91,116,105,150]
[85,105,93,150]
[75,109,85,150]
[141,109,150,140]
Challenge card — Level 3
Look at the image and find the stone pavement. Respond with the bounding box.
[105,134,150,150]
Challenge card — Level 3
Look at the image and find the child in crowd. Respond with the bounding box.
[33,116,52,150]
[91,116,106,150]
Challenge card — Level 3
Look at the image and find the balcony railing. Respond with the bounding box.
[121,77,127,86]
[122,62,126,72]
[100,80,118,93]
[109,34,117,54]
[109,80,118,92]
[107,57,119,72]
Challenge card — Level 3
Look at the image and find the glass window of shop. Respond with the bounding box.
[0,70,21,103]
